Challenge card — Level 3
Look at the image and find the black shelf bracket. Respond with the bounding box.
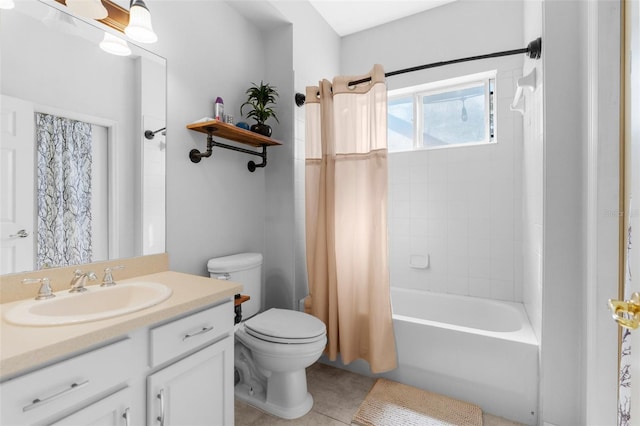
[189,131,268,172]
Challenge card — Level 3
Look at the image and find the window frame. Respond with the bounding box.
[388,70,497,152]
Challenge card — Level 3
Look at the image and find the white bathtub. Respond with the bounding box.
[388,288,538,425]
[321,288,539,425]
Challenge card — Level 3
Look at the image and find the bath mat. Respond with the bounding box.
[352,378,483,426]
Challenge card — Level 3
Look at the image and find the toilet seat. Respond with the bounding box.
[244,308,326,344]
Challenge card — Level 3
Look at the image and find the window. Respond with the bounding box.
[388,72,496,152]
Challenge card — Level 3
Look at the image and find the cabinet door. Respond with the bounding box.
[49,387,132,426]
[147,337,233,426]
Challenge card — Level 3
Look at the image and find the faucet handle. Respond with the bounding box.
[22,278,55,300]
[101,265,124,287]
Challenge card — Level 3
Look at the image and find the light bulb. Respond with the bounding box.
[0,0,15,9]
[65,0,108,20]
[125,0,158,44]
[461,100,468,122]
[100,32,132,56]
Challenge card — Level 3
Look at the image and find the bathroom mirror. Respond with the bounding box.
[0,0,166,274]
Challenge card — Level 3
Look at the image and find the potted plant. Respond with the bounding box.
[240,81,279,137]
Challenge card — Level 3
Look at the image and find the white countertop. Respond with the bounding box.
[0,271,242,379]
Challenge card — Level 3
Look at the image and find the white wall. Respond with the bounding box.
[149,1,271,276]
[219,1,340,310]
[522,0,544,342]
[341,1,525,302]
[541,0,587,424]
[266,0,341,309]
[264,24,296,310]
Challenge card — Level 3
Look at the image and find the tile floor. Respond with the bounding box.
[234,362,525,425]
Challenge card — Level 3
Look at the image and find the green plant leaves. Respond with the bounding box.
[240,81,279,125]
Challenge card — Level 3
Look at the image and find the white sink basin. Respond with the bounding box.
[4,281,173,326]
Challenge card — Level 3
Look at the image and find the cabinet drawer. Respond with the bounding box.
[149,301,233,367]
[0,338,134,426]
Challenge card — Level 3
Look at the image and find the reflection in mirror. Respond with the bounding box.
[0,0,166,274]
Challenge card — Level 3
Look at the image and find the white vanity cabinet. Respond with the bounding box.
[147,338,233,426]
[0,299,235,426]
[146,303,235,426]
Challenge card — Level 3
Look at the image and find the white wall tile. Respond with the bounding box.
[410,217,428,238]
[388,78,522,301]
[448,274,469,295]
[469,256,491,279]
[469,277,492,298]
[491,279,514,301]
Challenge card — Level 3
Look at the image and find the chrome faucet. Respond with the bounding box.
[69,270,97,293]
[101,265,124,287]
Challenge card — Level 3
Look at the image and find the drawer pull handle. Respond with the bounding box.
[183,326,214,341]
[157,389,165,426]
[122,407,131,426]
[23,380,89,412]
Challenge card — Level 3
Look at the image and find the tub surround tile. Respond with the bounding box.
[469,277,492,298]
[388,66,523,303]
[491,278,515,301]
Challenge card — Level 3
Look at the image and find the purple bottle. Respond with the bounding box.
[214,97,224,121]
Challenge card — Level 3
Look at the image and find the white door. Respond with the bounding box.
[147,338,234,426]
[612,1,640,425]
[0,95,35,274]
[628,0,640,421]
[626,0,640,420]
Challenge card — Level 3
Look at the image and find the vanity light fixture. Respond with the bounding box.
[0,0,15,9]
[65,0,108,20]
[124,0,157,44]
[100,32,131,56]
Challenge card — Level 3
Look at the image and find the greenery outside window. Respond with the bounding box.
[388,71,496,152]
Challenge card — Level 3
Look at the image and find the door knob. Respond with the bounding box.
[9,229,29,238]
[608,292,640,330]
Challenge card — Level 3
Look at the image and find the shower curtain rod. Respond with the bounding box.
[294,37,542,107]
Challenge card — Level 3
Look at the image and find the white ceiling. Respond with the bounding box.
[116,0,456,38]
[307,0,456,37]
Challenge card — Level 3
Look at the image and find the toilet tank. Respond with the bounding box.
[207,253,262,318]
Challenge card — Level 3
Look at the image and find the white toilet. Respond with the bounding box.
[207,253,327,420]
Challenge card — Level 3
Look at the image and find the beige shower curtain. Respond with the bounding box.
[304,64,397,373]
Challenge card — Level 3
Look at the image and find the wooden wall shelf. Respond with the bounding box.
[186,120,282,172]
[187,120,282,147]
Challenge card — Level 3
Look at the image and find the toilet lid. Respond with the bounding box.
[244,308,326,344]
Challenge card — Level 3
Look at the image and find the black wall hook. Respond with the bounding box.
[145,127,166,140]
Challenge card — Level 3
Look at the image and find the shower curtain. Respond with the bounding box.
[35,113,93,269]
[304,64,397,373]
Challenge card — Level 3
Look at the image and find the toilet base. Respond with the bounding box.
[235,382,314,420]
